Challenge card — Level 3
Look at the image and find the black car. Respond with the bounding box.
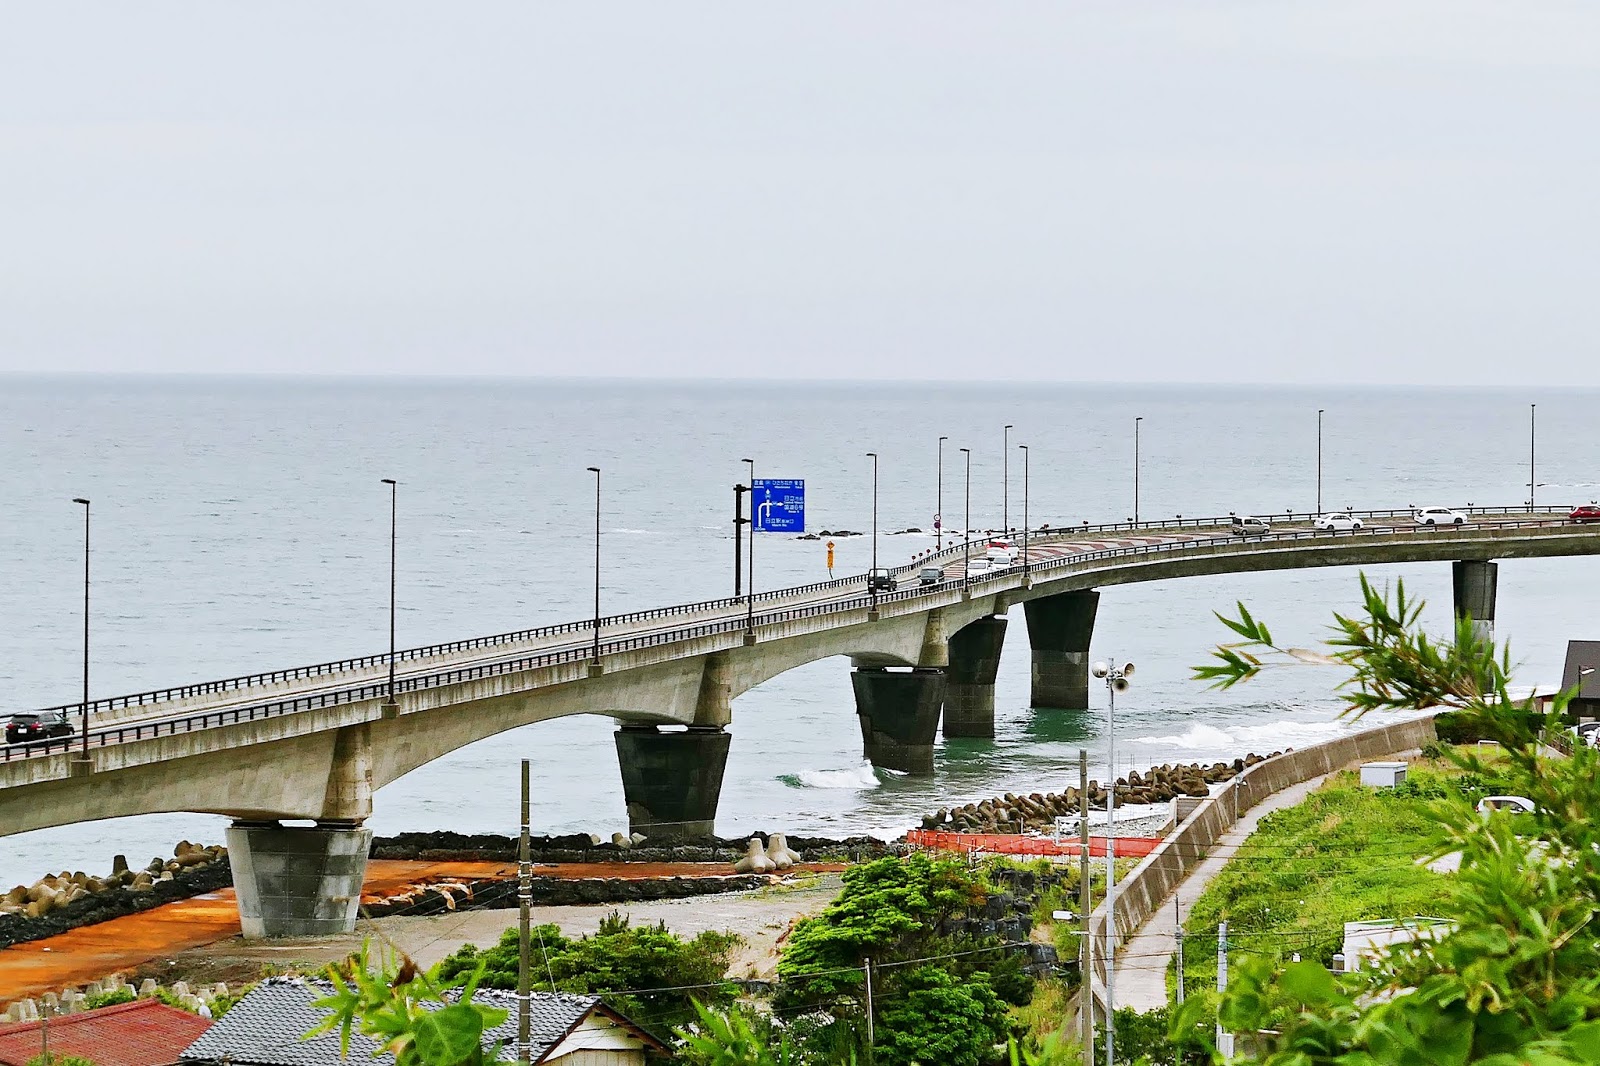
[6,711,74,744]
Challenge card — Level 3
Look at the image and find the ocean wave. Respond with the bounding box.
[778,763,882,790]
[1130,719,1351,750]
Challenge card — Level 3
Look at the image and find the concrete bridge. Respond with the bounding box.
[2,506,1593,935]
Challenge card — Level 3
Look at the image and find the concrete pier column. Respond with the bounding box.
[1024,591,1100,709]
[852,667,947,774]
[226,821,372,939]
[1453,560,1498,646]
[614,725,730,842]
[943,616,1008,738]
[320,724,374,822]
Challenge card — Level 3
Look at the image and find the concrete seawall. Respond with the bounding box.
[1086,713,1439,1010]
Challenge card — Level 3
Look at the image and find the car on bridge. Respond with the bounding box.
[6,710,73,744]
[868,567,897,592]
[1413,507,1468,526]
[1231,516,1271,535]
[1314,512,1365,531]
[918,565,945,586]
[1570,505,1600,524]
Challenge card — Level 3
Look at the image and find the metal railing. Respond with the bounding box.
[4,505,1582,761]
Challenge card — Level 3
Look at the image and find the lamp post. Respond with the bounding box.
[71,497,90,758]
[1091,657,1136,1066]
[1018,444,1030,575]
[937,436,947,550]
[1529,403,1537,513]
[866,452,879,608]
[743,458,755,631]
[587,467,601,664]
[1133,417,1143,524]
[1316,409,1324,515]
[379,479,397,705]
[1003,424,1013,534]
[960,448,972,587]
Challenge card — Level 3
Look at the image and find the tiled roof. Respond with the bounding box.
[0,998,213,1066]
[180,977,599,1065]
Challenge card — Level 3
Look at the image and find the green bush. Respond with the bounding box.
[80,987,134,1010]
[27,1056,97,1066]
[435,911,740,1037]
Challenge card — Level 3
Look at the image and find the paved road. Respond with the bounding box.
[1112,772,1336,1011]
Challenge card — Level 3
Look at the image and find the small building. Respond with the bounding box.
[181,977,665,1065]
[0,998,213,1066]
[1562,641,1600,720]
[1339,917,1454,972]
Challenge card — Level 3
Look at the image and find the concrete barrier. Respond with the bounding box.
[1085,714,1438,1008]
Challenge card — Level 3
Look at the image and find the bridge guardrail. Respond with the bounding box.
[3,511,1588,762]
[9,506,1575,724]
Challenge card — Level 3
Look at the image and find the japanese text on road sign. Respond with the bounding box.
[752,479,805,533]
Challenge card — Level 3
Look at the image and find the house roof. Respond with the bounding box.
[0,998,213,1066]
[1564,641,1600,699]
[179,977,615,1065]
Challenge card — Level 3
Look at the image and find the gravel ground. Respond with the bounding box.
[144,873,845,988]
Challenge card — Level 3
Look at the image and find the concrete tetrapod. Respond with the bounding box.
[733,839,776,874]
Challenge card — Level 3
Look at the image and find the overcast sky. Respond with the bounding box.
[2,3,1596,384]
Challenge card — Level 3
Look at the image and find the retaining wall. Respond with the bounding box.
[1085,714,1438,1007]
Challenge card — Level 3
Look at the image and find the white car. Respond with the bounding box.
[965,558,994,578]
[1414,507,1468,527]
[1314,512,1364,531]
[1476,795,1536,816]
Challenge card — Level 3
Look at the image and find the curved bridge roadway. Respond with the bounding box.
[1,505,1592,936]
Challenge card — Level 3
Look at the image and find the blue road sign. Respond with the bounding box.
[752,478,805,532]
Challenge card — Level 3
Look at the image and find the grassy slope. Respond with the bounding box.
[1176,760,1483,999]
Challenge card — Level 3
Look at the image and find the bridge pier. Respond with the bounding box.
[1024,591,1099,709]
[614,725,730,842]
[1453,560,1498,645]
[226,821,372,938]
[853,667,947,774]
[943,616,1008,738]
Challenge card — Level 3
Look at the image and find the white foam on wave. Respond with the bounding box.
[1131,710,1428,753]
[787,763,882,790]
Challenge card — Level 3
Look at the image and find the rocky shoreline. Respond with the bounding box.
[921,752,1285,836]
[370,830,899,865]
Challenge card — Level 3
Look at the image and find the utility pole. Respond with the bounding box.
[1216,921,1233,1056]
[1079,749,1093,1066]
[1174,898,1185,1005]
[864,957,875,1050]
[733,483,748,596]
[517,759,533,1065]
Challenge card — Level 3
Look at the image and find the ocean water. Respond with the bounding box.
[2,376,1597,882]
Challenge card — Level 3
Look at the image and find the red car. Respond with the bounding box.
[1571,506,1600,523]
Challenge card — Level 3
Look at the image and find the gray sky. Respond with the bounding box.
[2,2,1597,384]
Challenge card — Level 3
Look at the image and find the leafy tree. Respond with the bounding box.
[776,853,1031,1062]
[311,941,507,1066]
[873,966,1008,1066]
[1176,575,1600,1063]
[677,1000,801,1066]
[435,910,741,1037]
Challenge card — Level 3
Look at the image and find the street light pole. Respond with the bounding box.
[1091,657,1136,1066]
[866,452,879,607]
[587,467,601,664]
[1316,409,1324,515]
[1134,417,1143,524]
[71,497,90,758]
[960,448,972,588]
[937,436,947,550]
[379,479,397,704]
[743,458,755,631]
[1530,403,1537,513]
[1003,424,1013,534]
[1018,444,1030,576]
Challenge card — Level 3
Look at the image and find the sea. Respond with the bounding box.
[2,376,1595,883]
